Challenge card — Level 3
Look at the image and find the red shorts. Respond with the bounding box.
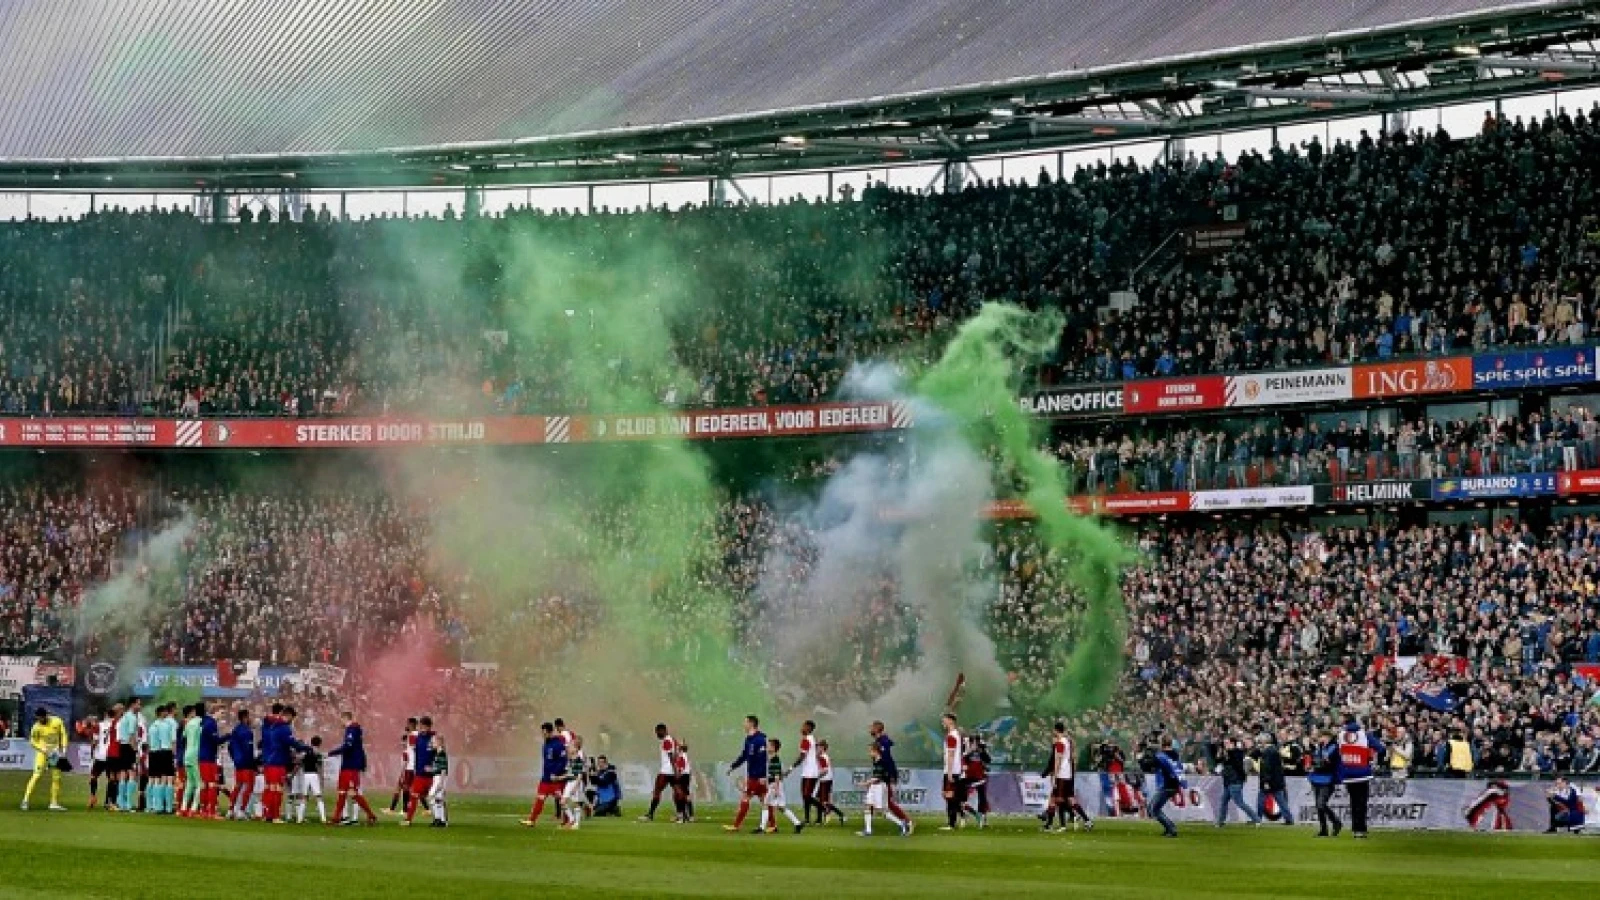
[410,776,433,797]
[263,765,287,787]
[337,770,362,792]
[199,762,220,784]
[537,780,563,797]
[397,770,414,788]
[235,768,256,784]
[743,777,768,798]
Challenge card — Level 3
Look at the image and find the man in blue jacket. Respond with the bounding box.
[522,722,568,828]
[724,715,768,833]
[1147,737,1185,838]
[327,710,378,826]
[226,709,257,820]
[1308,730,1343,837]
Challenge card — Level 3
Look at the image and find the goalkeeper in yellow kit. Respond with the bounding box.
[22,707,69,811]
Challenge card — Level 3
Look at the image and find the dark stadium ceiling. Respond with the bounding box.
[4,0,1600,190]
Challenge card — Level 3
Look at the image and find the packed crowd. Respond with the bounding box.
[1099,518,1600,777]
[6,455,1597,774]
[1048,404,1600,494]
[5,107,1600,417]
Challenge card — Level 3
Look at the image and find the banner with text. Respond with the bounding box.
[131,665,298,698]
[1190,486,1314,511]
[1473,347,1595,389]
[1226,368,1352,408]
[1019,385,1124,418]
[1353,357,1472,399]
[1315,480,1432,505]
[1124,376,1226,415]
[0,402,909,450]
[0,655,40,699]
[1434,473,1558,501]
[1557,470,1600,496]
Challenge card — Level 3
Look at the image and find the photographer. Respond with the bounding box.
[1545,777,1587,834]
[590,755,622,817]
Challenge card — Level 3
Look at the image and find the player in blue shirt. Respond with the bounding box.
[197,702,223,818]
[327,710,378,826]
[869,720,914,832]
[723,715,768,833]
[521,722,568,828]
[226,709,258,820]
[402,717,438,827]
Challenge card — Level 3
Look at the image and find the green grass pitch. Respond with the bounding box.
[0,773,1593,898]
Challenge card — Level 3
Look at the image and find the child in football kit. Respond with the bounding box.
[759,738,804,834]
[858,741,908,837]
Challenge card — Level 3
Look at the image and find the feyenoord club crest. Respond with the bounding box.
[85,661,117,695]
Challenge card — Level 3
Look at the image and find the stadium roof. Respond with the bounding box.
[3,0,1600,189]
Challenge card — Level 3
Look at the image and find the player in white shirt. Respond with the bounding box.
[673,742,695,823]
[939,713,965,830]
[641,722,680,822]
[1043,721,1093,832]
[815,740,845,825]
[388,718,418,814]
[560,735,587,829]
[759,737,804,834]
[85,715,112,810]
[793,720,823,824]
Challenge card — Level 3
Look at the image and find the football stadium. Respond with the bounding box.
[2,0,1600,896]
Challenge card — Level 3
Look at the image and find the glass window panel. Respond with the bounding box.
[154,193,199,216]
[650,178,710,210]
[1324,114,1381,149]
[829,168,881,201]
[482,188,529,217]
[593,182,649,213]
[1556,86,1600,117]
[767,173,829,203]
[1106,140,1164,168]
[1438,101,1489,137]
[1061,147,1105,177]
[29,193,92,221]
[1000,152,1057,184]
[528,185,589,215]
[1500,91,1555,125]
[0,193,28,221]
[729,177,769,205]
[1218,127,1272,161]
[886,163,942,192]
[405,190,459,219]
[343,191,407,220]
[966,158,1003,185]
[1277,121,1326,150]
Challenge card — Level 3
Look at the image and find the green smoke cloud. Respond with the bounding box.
[915,302,1134,714]
[369,217,774,750]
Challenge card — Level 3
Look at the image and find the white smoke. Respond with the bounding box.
[74,513,197,681]
[756,366,1008,733]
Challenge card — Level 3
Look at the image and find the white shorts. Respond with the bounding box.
[865,783,887,809]
[765,782,787,807]
[428,778,447,801]
[561,779,585,803]
[292,773,322,796]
